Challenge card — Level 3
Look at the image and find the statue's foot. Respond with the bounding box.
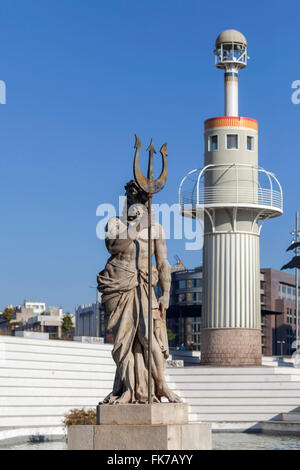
[158,384,182,403]
[101,392,119,405]
[114,390,132,404]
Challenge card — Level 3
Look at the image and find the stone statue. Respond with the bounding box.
[97,179,181,404]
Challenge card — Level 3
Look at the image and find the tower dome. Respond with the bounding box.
[215,29,247,48]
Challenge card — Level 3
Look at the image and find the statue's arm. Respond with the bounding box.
[154,224,171,311]
[105,218,132,255]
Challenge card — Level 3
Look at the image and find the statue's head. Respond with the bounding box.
[124,180,148,206]
[124,180,148,222]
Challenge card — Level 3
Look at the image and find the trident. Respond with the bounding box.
[133,134,168,404]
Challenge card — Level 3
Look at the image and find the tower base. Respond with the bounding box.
[201,328,262,366]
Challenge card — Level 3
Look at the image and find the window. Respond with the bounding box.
[209,135,218,151]
[178,294,186,303]
[227,134,238,149]
[287,308,293,324]
[247,136,254,151]
[192,278,202,287]
[178,280,186,289]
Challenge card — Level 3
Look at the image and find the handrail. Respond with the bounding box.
[179,163,283,214]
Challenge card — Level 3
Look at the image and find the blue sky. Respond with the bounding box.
[0,0,299,313]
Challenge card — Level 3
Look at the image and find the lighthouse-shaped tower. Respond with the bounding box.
[179,30,283,366]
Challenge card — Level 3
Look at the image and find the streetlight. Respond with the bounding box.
[277,340,286,357]
[90,285,99,338]
[281,211,300,359]
[290,212,299,351]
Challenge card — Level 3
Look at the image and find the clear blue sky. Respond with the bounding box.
[1,0,299,313]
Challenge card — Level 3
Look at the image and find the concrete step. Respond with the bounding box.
[281,412,300,422]
[176,389,300,398]
[0,386,112,397]
[0,405,101,417]
[188,405,297,414]
[0,336,113,351]
[2,341,113,358]
[0,396,105,407]
[165,374,295,383]
[1,351,114,365]
[166,366,300,375]
[190,413,282,423]
[2,359,115,373]
[167,381,300,390]
[182,397,300,406]
[0,376,114,389]
[0,367,116,380]
[259,421,300,434]
[0,416,65,427]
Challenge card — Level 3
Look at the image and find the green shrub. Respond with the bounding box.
[63,408,97,427]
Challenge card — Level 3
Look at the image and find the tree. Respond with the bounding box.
[61,313,74,336]
[2,307,15,330]
[167,328,176,341]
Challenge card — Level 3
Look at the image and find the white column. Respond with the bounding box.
[203,232,261,329]
[224,72,238,116]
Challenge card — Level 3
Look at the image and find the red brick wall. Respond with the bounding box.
[201,328,262,366]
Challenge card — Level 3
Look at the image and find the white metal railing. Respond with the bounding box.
[179,164,283,214]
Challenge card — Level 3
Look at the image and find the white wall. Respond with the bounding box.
[1,336,300,436]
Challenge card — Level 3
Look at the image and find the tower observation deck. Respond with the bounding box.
[179,30,283,366]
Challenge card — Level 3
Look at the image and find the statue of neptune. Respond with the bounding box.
[98,180,181,404]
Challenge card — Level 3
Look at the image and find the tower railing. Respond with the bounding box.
[179,163,283,217]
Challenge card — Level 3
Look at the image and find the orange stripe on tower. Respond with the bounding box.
[205,117,258,131]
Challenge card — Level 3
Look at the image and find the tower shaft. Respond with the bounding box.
[224,71,239,116]
[201,117,262,365]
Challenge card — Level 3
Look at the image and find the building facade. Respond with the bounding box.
[0,301,71,339]
[261,268,299,356]
[75,301,105,339]
[167,267,203,350]
[167,266,298,356]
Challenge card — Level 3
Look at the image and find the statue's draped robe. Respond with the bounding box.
[98,257,169,403]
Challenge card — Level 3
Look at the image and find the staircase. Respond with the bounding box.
[1,336,300,442]
[260,411,300,435]
[165,366,300,431]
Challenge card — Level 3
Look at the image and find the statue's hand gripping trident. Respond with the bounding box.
[133,134,168,404]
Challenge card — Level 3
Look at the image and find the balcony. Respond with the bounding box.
[179,163,283,219]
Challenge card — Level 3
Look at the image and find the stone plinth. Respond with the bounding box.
[68,403,212,450]
[96,403,189,425]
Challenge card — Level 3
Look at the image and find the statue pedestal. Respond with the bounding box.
[68,403,212,450]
